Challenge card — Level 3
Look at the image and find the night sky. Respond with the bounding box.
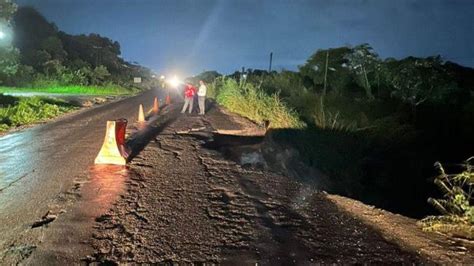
[15,0,474,75]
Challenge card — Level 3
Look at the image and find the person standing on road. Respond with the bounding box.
[181,83,196,114]
[197,80,207,115]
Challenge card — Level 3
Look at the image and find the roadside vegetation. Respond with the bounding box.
[0,85,135,95]
[210,77,304,129]
[0,94,77,132]
[0,1,154,131]
[0,5,155,92]
[196,44,474,238]
[419,158,474,239]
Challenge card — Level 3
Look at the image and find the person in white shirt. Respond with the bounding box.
[197,80,207,115]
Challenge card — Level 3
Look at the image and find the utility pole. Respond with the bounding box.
[268,52,273,73]
[320,50,329,127]
[323,50,329,96]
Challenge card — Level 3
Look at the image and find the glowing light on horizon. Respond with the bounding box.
[167,75,181,88]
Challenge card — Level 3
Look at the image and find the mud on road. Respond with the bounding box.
[90,107,426,264]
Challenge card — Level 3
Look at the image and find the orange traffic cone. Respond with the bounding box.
[165,94,171,105]
[95,120,128,165]
[138,104,145,122]
[153,97,159,114]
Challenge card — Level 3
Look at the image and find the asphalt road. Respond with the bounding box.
[1,89,470,264]
[0,89,162,260]
[91,107,425,264]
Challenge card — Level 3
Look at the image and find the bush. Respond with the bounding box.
[9,65,35,86]
[31,73,61,88]
[215,78,304,129]
[0,96,76,131]
[260,71,306,98]
[312,94,359,132]
[419,158,474,239]
[90,65,111,85]
[72,67,92,85]
[206,77,223,100]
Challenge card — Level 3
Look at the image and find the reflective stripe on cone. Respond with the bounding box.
[94,120,128,165]
[138,104,145,122]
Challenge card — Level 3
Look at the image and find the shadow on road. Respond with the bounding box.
[126,105,179,162]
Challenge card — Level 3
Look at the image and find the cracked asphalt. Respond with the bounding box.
[3,94,469,265]
[90,106,425,264]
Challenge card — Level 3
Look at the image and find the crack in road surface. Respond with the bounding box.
[90,108,425,264]
[1,95,471,264]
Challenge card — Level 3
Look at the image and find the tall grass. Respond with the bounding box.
[214,78,305,129]
[0,85,135,95]
[312,97,359,132]
[0,96,76,132]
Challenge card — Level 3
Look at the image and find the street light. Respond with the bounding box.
[0,31,5,39]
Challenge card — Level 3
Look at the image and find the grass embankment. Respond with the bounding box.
[209,78,305,129]
[208,75,473,230]
[0,85,135,95]
[0,95,77,132]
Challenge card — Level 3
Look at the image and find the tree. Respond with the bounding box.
[25,50,51,70]
[90,65,110,85]
[0,47,19,81]
[386,56,455,108]
[12,7,58,59]
[0,0,16,22]
[8,6,153,87]
[344,44,381,100]
[299,47,357,128]
[72,66,92,85]
[59,33,125,73]
[186,71,222,85]
[67,58,91,70]
[299,46,353,95]
[196,71,221,83]
[261,70,305,97]
[43,59,66,77]
[10,64,35,86]
[41,36,67,62]
[0,0,18,83]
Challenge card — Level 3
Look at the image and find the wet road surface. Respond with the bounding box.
[0,89,161,261]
